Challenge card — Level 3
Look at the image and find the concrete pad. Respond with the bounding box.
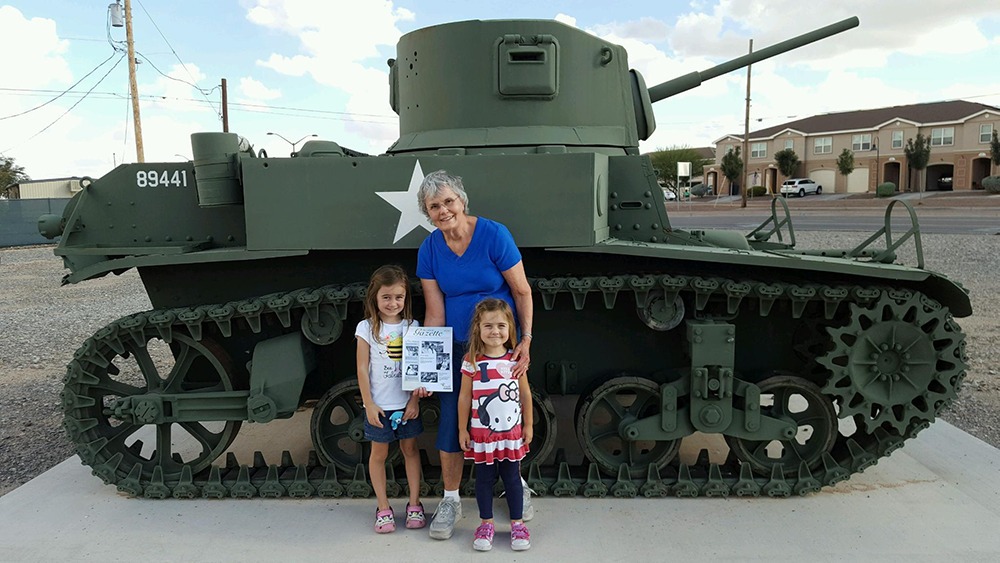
[2,421,999,561]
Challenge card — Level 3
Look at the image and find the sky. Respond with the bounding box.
[1,1,999,180]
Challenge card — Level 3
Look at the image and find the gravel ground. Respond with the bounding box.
[2,231,998,497]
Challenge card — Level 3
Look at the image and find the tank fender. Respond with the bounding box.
[689,230,751,250]
[247,332,315,423]
[921,273,972,318]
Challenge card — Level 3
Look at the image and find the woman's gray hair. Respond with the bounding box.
[417,169,470,218]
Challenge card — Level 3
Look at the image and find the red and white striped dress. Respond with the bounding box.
[462,351,528,464]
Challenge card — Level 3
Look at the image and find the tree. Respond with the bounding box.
[903,133,931,192]
[836,148,855,190]
[0,156,30,198]
[984,130,1000,193]
[646,146,714,191]
[773,149,800,192]
[991,129,1000,175]
[720,146,743,196]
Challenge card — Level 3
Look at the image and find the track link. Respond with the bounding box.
[60,273,967,498]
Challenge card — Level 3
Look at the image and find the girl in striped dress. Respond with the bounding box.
[458,298,534,551]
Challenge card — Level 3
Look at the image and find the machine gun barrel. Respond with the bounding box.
[648,16,859,103]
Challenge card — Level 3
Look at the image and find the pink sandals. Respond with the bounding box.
[374,508,395,533]
[405,503,426,529]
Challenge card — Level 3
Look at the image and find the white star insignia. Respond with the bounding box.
[377,160,436,244]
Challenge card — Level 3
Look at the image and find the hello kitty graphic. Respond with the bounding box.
[477,380,521,433]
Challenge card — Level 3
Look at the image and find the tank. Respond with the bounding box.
[38,15,971,499]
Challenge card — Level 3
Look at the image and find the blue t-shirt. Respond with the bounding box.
[416,217,522,343]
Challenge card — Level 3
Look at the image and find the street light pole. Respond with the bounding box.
[267,132,318,155]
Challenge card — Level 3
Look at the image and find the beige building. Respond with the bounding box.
[5,177,82,199]
[704,100,999,194]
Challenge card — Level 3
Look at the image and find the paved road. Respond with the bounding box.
[666,207,1000,235]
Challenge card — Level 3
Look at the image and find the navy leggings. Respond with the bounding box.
[475,460,523,520]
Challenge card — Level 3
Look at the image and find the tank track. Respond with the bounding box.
[60,272,967,499]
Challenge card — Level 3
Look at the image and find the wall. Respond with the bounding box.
[0,198,69,247]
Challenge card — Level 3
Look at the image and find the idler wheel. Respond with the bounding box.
[76,331,241,482]
[725,376,837,477]
[576,376,680,478]
[309,380,402,472]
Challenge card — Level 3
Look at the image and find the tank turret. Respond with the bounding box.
[387,17,858,153]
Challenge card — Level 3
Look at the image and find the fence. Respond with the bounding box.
[0,198,69,247]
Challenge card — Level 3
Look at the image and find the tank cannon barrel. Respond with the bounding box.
[648,16,859,103]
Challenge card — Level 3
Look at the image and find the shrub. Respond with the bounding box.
[748,185,767,198]
[983,176,1000,194]
[876,182,896,198]
[690,183,711,197]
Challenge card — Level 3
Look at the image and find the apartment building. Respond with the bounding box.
[704,100,999,194]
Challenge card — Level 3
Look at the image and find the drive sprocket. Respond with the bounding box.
[817,293,966,433]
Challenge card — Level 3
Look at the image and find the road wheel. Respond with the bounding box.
[816,186,822,195]
[725,376,837,477]
[798,188,805,197]
[576,376,681,478]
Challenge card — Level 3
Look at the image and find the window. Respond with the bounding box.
[852,134,872,151]
[784,139,794,150]
[813,137,832,154]
[930,127,954,146]
[751,142,766,158]
[891,130,903,149]
[981,124,994,144]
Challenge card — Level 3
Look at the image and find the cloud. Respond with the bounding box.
[0,7,80,177]
[0,6,72,90]
[591,17,672,43]
[554,13,577,27]
[626,0,1000,151]
[245,0,409,152]
[239,77,281,101]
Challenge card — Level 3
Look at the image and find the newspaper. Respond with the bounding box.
[402,327,454,392]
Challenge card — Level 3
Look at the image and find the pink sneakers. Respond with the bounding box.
[510,522,531,551]
[473,522,495,551]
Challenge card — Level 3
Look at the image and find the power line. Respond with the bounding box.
[134,0,220,117]
[1,55,127,154]
[135,50,221,97]
[0,53,118,121]
[0,87,399,121]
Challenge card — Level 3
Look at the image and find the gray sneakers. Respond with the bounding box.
[522,484,534,521]
[429,497,462,540]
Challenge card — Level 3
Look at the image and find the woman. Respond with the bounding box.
[415,170,534,540]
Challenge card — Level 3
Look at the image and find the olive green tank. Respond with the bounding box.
[38,15,970,499]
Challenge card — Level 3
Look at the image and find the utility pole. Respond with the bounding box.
[740,39,753,209]
[221,78,229,132]
[124,0,144,162]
